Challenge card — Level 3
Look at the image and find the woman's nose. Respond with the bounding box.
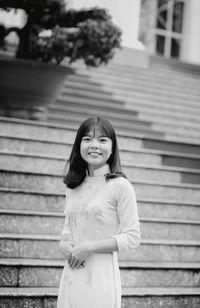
[90,139,99,148]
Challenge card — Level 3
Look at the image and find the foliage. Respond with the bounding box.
[0,2,122,67]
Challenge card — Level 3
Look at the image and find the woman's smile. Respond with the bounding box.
[88,151,102,156]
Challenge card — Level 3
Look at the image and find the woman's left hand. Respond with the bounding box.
[68,241,93,269]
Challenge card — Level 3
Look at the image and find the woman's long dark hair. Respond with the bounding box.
[63,117,126,188]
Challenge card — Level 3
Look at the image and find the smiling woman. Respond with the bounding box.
[63,117,125,188]
[58,117,140,308]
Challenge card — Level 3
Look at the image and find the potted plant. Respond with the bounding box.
[0,1,122,120]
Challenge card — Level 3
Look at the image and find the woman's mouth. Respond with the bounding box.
[88,152,101,156]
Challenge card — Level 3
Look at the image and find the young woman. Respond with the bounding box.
[57,116,140,308]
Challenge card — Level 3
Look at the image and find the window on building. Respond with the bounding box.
[155,0,185,58]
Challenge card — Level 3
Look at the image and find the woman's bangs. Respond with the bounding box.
[86,123,112,139]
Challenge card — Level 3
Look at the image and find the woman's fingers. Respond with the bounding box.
[69,255,78,268]
[68,255,85,269]
[74,259,84,269]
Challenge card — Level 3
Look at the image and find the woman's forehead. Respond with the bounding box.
[85,125,108,137]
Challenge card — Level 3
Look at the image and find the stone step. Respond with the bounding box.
[140,114,200,132]
[63,78,113,95]
[60,86,200,112]
[122,96,200,118]
[1,151,200,184]
[1,210,200,241]
[1,188,200,220]
[151,55,200,73]
[1,234,200,262]
[1,170,200,202]
[49,102,150,126]
[0,140,163,165]
[142,137,200,155]
[1,135,200,169]
[1,117,200,154]
[68,73,200,102]
[0,117,154,149]
[125,101,200,125]
[134,181,200,203]
[140,122,200,142]
[63,78,200,105]
[56,92,200,126]
[92,63,200,86]
[127,91,200,111]
[47,116,164,140]
[151,124,200,142]
[165,134,200,146]
[1,258,200,288]
[72,60,200,84]
[73,70,200,95]
[61,87,125,105]
[49,104,200,139]
[47,111,161,137]
[1,286,200,308]
[57,94,137,116]
[112,84,200,107]
[108,57,200,76]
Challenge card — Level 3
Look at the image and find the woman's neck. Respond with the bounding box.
[88,164,110,177]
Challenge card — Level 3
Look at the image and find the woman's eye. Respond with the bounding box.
[100,138,108,143]
[82,137,91,142]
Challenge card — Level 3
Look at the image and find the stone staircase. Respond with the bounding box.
[47,54,200,143]
[0,54,200,308]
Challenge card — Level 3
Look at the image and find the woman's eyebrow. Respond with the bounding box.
[99,134,109,137]
[83,133,92,137]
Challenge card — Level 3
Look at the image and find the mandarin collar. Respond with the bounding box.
[87,164,110,177]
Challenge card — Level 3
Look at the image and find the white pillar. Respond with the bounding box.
[72,0,144,50]
[182,0,200,64]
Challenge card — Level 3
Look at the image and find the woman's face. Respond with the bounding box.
[80,127,112,172]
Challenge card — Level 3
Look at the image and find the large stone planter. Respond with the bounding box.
[0,57,74,120]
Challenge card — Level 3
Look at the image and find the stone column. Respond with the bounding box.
[182,0,200,64]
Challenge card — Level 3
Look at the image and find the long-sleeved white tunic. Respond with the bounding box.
[57,164,140,308]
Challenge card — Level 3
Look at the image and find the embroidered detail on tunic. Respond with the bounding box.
[93,207,103,221]
[69,214,77,226]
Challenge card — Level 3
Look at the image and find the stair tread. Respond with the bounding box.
[0,186,199,206]
[1,233,200,246]
[1,258,200,269]
[63,76,200,100]
[59,88,200,110]
[47,112,153,130]
[63,78,200,98]
[0,119,197,147]
[1,173,200,189]
[80,64,200,83]
[1,150,200,174]
[2,116,200,146]
[1,209,200,225]
[1,135,200,160]
[49,104,141,121]
[0,286,199,297]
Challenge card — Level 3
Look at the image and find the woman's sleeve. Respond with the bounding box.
[112,178,141,254]
[60,188,72,241]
